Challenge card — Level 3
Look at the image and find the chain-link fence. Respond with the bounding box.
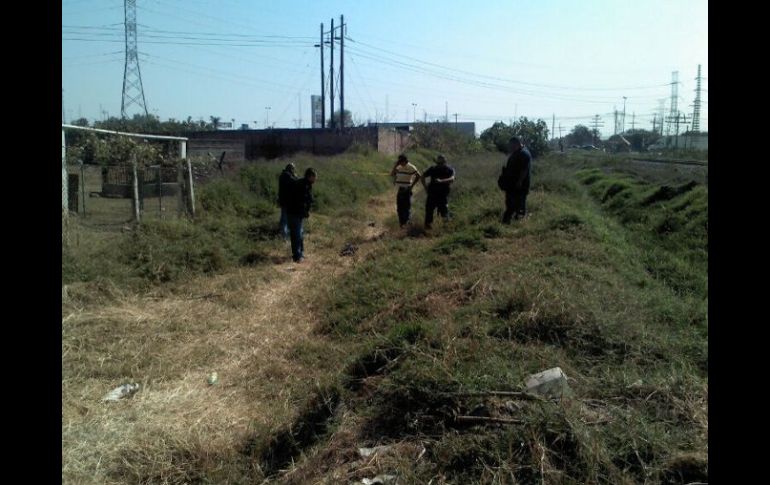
[66,163,191,229]
[62,125,195,232]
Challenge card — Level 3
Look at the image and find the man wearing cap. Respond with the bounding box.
[421,154,455,229]
[278,163,297,240]
[500,136,532,223]
[390,154,422,227]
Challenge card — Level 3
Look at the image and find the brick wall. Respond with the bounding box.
[185,127,411,160]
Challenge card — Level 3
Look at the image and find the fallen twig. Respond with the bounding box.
[455,415,524,425]
[449,390,547,401]
[146,293,223,301]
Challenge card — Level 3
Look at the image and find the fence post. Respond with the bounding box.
[180,140,195,218]
[80,163,86,217]
[177,161,185,218]
[62,129,68,218]
[132,156,141,222]
[158,165,162,217]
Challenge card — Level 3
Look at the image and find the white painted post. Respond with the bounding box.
[62,129,68,218]
[181,140,195,217]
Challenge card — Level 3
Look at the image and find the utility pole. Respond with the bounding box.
[666,112,687,150]
[121,0,148,118]
[692,64,702,132]
[412,103,417,123]
[329,17,335,130]
[652,114,657,134]
[298,93,302,128]
[551,114,555,140]
[613,107,618,135]
[445,101,448,123]
[622,96,627,133]
[316,22,325,129]
[630,112,636,131]
[658,99,667,135]
[453,113,458,130]
[339,14,345,130]
[590,114,604,145]
[667,71,679,136]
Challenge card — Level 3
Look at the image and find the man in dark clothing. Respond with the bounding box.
[286,168,317,263]
[278,163,297,240]
[500,136,532,223]
[421,154,455,229]
[218,151,227,174]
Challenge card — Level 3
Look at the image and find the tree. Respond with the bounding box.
[411,123,481,154]
[328,110,353,128]
[210,116,221,130]
[479,121,515,152]
[624,129,660,151]
[564,124,593,147]
[479,117,550,158]
[72,118,89,127]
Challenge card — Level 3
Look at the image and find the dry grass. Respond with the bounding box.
[62,192,397,484]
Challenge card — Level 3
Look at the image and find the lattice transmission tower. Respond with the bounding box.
[121,0,148,118]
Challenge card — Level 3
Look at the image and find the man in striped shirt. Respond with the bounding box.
[390,154,422,227]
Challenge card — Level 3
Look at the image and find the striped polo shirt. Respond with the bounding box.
[394,162,420,189]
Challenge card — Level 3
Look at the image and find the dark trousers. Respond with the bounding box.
[502,190,528,223]
[396,188,413,225]
[425,192,449,226]
[287,214,304,261]
[279,207,289,240]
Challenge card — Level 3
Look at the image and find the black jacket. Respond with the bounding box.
[286,178,313,218]
[423,164,455,197]
[278,169,297,207]
[503,147,532,193]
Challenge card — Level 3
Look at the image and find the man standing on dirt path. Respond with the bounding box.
[286,168,317,263]
[390,154,422,228]
[278,163,297,240]
[422,154,455,230]
[500,136,532,223]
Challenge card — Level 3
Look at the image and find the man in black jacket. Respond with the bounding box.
[278,163,297,240]
[286,168,317,263]
[501,136,532,223]
[421,154,455,229]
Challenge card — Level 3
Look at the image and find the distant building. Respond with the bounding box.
[369,121,476,138]
[648,133,708,151]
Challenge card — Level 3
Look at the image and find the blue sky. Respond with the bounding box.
[62,0,708,136]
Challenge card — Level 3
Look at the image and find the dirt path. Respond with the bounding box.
[62,192,396,484]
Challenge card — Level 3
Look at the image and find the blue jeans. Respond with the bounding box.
[287,214,304,261]
[279,207,289,240]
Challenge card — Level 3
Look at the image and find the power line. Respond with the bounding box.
[63,26,314,44]
[63,37,309,47]
[139,51,314,93]
[343,45,632,105]
[345,36,670,93]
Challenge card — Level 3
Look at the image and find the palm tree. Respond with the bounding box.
[210,116,221,130]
